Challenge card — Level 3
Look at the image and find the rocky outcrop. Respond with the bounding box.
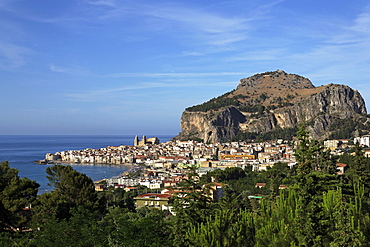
[178,107,246,143]
[174,71,367,142]
[236,70,315,91]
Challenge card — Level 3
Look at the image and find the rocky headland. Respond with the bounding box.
[174,70,369,142]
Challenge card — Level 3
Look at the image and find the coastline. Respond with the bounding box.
[1,135,174,194]
[34,159,139,182]
[34,159,136,167]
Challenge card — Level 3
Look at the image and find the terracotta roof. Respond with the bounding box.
[336,163,348,167]
[255,183,266,187]
[278,185,289,189]
[135,155,147,158]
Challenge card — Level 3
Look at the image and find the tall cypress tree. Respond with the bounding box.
[291,126,339,246]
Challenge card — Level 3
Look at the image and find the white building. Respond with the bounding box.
[324,140,340,149]
[139,179,163,189]
[354,135,370,147]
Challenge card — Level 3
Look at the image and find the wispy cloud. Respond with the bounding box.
[147,7,247,33]
[227,49,287,62]
[302,8,370,74]
[138,5,255,47]
[351,10,370,33]
[86,0,117,7]
[65,82,173,102]
[181,50,204,56]
[49,63,90,76]
[64,77,239,103]
[83,1,281,47]
[223,5,370,87]
[84,0,131,20]
[4,0,282,57]
[0,0,18,11]
[0,42,30,69]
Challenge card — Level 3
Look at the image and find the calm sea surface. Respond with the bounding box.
[0,135,173,194]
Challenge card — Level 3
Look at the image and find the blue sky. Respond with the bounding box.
[1,0,370,136]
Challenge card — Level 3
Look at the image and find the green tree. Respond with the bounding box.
[104,208,173,247]
[349,146,370,182]
[46,165,102,209]
[30,207,106,247]
[321,187,367,246]
[255,187,369,246]
[186,209,255,247]
[103,187,135,210]
[201,167,247,183]
[171,170,215,247]
[32,165,103,223]
[288,126,340,246]
[0,161,39,231]
[294,126,337,175]
[256,189,302,245]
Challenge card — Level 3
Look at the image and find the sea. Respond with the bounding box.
[0,135,173,194]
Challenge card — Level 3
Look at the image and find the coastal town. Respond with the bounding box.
[37,135,370,210]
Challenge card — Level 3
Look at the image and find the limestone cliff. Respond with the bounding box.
[174,70,368,142]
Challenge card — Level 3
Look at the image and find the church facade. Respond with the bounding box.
[134,135,160,146]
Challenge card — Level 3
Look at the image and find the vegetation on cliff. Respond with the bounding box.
[328,116,370,139]
[185,91,238,112]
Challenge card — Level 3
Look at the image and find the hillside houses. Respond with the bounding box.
[42,136,364,196]
[44,138,299,178]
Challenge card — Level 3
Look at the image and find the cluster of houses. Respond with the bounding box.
[325,136,370,157]
[44,135,370,211]
[44,137,298,170]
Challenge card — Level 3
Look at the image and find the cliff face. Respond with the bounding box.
[179,107,246,143]
[175,70,367,142]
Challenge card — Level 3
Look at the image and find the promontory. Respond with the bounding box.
[174,70,369,143]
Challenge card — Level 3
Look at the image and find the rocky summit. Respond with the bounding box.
[174,70,369,143]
